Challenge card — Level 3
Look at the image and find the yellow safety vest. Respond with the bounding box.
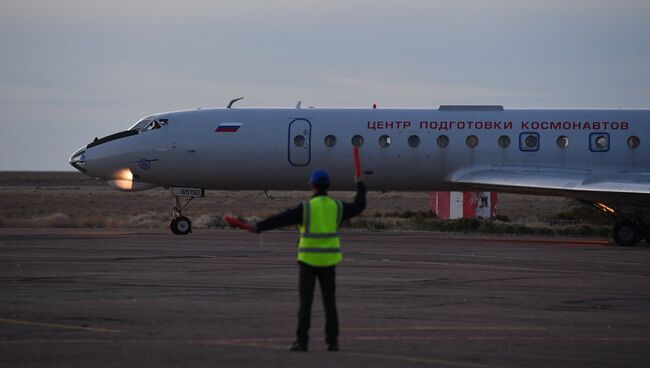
[298,196,343,267]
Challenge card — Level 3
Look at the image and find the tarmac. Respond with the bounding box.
[1,228,649,367]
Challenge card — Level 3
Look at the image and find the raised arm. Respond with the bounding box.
[341,181,366,221]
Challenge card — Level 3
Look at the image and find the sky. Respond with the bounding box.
[1,0,649,170]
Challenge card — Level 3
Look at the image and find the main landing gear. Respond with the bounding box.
[612,219,644,247]
[592,202,648,247]
[169,187,205,235]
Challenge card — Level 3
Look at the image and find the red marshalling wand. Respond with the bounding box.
[223,215,251,230]
[353,146,362,180]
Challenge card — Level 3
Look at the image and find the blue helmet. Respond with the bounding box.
[309,169,330,187]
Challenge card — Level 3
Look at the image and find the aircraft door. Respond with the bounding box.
[288,118,311,166]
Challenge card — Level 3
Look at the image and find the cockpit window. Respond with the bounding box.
[129,117,168,132]
[145,120,162,131]
[129,117,152,131]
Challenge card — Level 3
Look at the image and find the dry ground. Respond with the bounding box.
[0,172,575,229]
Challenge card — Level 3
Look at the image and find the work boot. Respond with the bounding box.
[327,342,339,351]
[288,340,308,352]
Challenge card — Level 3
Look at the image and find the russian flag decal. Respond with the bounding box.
[215,122,243,133]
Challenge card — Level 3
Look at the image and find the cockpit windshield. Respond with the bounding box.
[129,117,168,132]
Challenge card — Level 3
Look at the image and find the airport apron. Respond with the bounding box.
[298,197,343,267]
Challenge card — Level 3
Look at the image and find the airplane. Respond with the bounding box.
[69,98,650,246]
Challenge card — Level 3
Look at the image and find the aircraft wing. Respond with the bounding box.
[447,166,650,204]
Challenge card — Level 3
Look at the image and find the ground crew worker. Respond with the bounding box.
[249,169,366,352]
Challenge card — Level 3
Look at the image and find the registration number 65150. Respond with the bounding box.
[172,187,205,197]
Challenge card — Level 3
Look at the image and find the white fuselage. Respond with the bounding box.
[71,106,650,206]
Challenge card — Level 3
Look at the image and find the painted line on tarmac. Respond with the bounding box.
[341,351,499,368]
[469,237,608,246]
[344,326,547,332]
[212,340,498,368]
[2,336,648,367]
[3,335,650,346]
[349,336,650,342]
[356,233,609,246]
[0,317,124,334]
[0,337,497,367]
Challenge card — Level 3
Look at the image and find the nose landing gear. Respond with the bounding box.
[171,216,192,235]
[169,187,205,235]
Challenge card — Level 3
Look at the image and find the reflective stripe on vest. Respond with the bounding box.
[299,248,341,253]
[298,196,343,267]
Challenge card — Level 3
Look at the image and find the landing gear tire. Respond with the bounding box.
[168,188,204,235]
[170,216,192,235]
[613,220,642,247]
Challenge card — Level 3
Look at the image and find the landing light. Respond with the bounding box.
[594,202,615,214]
[112,169,134,191]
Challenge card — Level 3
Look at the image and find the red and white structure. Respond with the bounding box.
[429,192,497,220]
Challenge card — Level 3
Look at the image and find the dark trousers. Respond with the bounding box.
[296,261,339,345]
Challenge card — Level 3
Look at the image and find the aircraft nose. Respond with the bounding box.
[69,147,87,173]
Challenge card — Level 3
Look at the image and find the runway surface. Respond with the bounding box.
[1,228,649,367]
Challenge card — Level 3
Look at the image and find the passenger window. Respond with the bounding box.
[351,135,364,147]
[378,135,391,148]
[407,135,420,148]
[498,135,510,148]
[437,135,449,148]
[590,133,609,152]
[466,135,479,148]
[557,136,569,149]
[627,136,640,149]
[525,135,537,147]
[294,135,306,147]
[519,132,539,151]
[324,135,337,147]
